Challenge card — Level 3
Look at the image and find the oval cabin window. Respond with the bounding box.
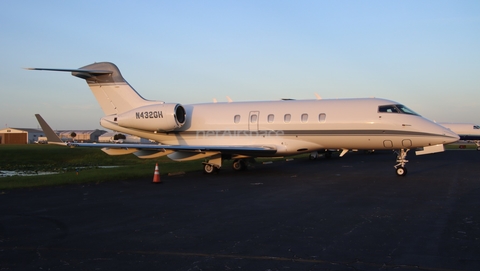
[234,115,240,123]
[301,113,308,123]
[267,114,274,123]
[318,113,326,123]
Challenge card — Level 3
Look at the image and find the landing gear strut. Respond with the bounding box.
[394,149,409,176]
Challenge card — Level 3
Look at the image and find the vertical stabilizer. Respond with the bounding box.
[72,62,161,115]
[27,62,162,116]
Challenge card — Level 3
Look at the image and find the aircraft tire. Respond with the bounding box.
[203,164,218,174]
[396,166,407,176]
[232,159,247,171]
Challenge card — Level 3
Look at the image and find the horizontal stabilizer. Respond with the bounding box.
[24,67,112,75]
[415,144,444,156]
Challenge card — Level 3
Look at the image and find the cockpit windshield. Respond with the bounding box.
[474,125,480,130]
[378,104,419,116]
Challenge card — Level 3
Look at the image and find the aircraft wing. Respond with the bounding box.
[35,113,276,159]
[67,142,278,156]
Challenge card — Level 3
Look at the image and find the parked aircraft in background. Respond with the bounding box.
[28,62,458,176]
[439,123,480,150]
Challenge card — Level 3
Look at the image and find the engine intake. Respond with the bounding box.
[117,103,186,132]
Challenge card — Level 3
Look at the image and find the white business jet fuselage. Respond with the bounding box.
[439,123,480,150]
[28,62,459,176]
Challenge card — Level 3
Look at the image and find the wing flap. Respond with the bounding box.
[101,147,138,156]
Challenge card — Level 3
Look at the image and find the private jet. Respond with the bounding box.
[28,62,459,176]
[440,123,480,150]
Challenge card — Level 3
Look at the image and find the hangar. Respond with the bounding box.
[55,130,107,142]
[0,128,44,144]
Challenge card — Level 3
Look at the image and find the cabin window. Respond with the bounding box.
[250,114,258,123]
[234,115,240,123]
[267,114,274,123]
[301,113,308,123]
[284,114,291,123]
[318,113,326,123]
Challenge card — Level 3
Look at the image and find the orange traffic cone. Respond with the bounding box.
[152,163,161,184]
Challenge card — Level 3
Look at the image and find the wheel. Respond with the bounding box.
[309,152,318,160]
[325,152,332,159]
[396,166,407,176]
[477,147,480,151]
[232,159,247,171]
[203,163,218,174]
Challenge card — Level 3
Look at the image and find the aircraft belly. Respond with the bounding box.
[156,134,436,151]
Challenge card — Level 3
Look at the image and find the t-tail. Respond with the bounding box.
[26,62,186,132]
[28,62,156,115]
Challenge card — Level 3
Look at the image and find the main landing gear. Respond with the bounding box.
[202,156,251,174]
[202,163,219,174]
[308,150,333,160]
[394,149,409,176]
[232,159,248,171]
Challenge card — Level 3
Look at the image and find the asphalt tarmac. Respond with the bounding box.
[1,149,479,271]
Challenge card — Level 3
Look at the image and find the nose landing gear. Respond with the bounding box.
[394,149,409,176]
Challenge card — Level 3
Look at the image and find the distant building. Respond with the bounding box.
[0,127,154,144]
[0,128,45,144]
[55,130,107,142]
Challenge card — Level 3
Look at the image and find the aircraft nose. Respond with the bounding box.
[441,126,460,143]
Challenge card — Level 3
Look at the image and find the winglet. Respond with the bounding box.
[34,114,66,146]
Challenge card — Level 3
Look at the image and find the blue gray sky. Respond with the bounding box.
[1,1,479,129]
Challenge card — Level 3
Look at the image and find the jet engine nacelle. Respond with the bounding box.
[117,103,186,132]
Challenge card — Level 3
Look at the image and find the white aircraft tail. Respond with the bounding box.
[27,62,161,116]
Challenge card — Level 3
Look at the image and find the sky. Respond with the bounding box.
[1,1,479,130]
